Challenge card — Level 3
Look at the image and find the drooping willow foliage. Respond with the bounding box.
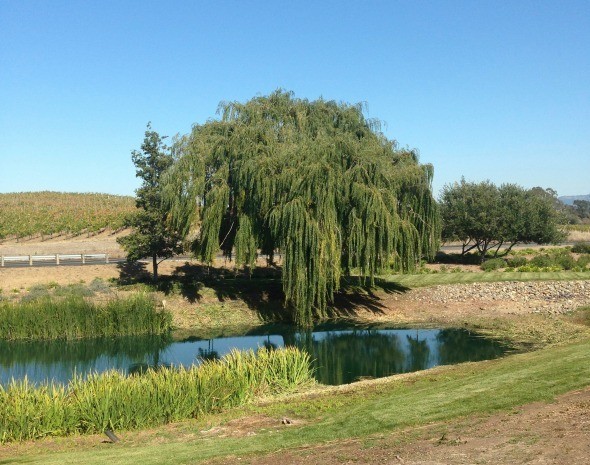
[164,91,440,325]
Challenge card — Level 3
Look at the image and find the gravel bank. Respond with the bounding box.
[402,280,590,315]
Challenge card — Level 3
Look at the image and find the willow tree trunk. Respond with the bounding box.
[152,254,158,282]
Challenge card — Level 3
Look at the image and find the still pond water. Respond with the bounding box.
[0,325,509,386]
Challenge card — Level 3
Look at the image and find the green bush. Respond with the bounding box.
[0,348,313,443]
[516,265,563,272]
[572,243,590,254]
[507,256,527,267]
[554,254,576,270]
[480,258,506,271]
[577,254,590,269]
[544,247,571,256]
[530,254,554,268]
[509,248,537,256]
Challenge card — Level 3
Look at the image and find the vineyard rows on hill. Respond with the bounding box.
[0,192,136,240]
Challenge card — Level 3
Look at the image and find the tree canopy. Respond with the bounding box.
[118,124,183,280]
[164,91,439,325]
[572,200,590,221]
[440,179,564,260]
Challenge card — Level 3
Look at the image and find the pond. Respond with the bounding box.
[0,325,510,386]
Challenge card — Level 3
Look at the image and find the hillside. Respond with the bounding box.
[0,191,136,240]
[559,194,590,205]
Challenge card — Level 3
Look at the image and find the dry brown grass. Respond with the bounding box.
[567,229,590,242]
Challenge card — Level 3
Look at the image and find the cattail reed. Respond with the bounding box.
[0,293,171,341]
[0,347,313,443]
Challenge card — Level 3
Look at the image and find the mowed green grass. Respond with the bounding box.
[7,334,590,465]
[382,270,590,288]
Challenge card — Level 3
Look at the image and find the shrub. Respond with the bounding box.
[544,247,571,256]
[510,248,536,256]
[54,283,94,298]
[21,285,50,302]
[577,254,590,269]
[87,278,112,294]
[530,254,554,268]
[572,243,590,254]
[480,258,506,271]
[554,254,576,270]
[516,265,562,272]
[507,256,527,267]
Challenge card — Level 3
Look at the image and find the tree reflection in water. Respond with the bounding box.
[301,330,406,384]
[286,327,508,385]
[0,327,509,386]
[0,335,171,384]
[436,328,506,365]
[406,332,431,372]
[197,340,220,362]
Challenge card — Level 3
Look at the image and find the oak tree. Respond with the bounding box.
[440,179,564,261]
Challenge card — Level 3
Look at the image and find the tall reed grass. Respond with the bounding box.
[0,347,313,442]
[0,293,171,340]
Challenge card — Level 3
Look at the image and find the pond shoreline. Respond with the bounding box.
[1,326,510,387]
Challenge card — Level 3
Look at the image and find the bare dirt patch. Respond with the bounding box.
[0,264,120,292]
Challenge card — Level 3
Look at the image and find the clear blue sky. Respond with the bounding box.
[1,0,588,199]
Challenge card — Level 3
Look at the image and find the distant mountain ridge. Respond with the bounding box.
[559,194,590,205]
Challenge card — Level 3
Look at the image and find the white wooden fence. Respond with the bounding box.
[0,253,110,267]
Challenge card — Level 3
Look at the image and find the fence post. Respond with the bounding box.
[105,254,109,264]
[81,254,86,265]
[56,254,60,265]
[29,255,33,266]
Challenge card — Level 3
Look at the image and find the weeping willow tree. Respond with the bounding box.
[164,91,439,325]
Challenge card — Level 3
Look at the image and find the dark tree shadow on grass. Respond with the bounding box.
[170,263,286,321]
[117,260,411,323]
[116,260,150,284]
[328,277,410,319]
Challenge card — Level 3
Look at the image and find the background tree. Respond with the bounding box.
[163,91,440,325]
[572,200,590,221]
[440,179,564,261]
[118,124,183,281]
[530,186,580,224]
[440,179,500,257]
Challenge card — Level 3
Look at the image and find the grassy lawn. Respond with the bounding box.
[382,270,590,288]
[6,333,590,465]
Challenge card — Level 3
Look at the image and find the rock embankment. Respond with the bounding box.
[403,280,590,315]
